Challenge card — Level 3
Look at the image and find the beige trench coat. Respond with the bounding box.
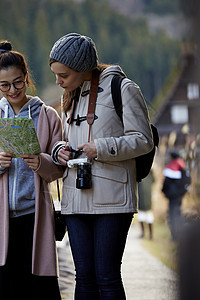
[0,104,63,276]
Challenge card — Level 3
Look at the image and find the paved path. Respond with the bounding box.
[56,222,179,300]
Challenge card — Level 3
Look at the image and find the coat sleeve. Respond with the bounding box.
[0,110,7,175]
[94,80,154,162]
[34,106,64,182]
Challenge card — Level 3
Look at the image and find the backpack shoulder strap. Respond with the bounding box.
[111,75,124,123]
[111,75,159,182]
[150,124,159,147]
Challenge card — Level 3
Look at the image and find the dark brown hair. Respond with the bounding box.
[0,40,36,94]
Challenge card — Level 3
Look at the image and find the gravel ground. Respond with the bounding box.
[56,222,179,300]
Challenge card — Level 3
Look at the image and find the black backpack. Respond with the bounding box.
[111,75,159,182]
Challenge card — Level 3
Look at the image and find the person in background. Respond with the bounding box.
[138,170,155,240]
[0,41,63,300]
[49,33,153,300]
[162,152,185,241]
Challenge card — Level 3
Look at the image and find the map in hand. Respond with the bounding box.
[0,118,41,158]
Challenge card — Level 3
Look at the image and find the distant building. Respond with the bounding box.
[152,45,200,146]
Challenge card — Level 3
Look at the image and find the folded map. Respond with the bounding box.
[0,118,41,158]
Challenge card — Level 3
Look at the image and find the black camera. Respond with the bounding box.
[76,161,92,189]
[67,148,92,190]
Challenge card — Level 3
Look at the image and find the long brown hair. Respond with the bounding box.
[60,63,111,113]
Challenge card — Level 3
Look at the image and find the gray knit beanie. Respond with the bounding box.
[50,33,98,72]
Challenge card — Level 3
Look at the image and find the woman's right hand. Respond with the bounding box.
[0,152,15,168]
[57,148,71,166]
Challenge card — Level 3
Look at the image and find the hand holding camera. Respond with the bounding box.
[67,145,92,190]
[77,141,97,159]
[57,146,71,166]
[58,142,97,190]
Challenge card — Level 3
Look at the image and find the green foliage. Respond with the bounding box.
[144,0,180,14]
[0,0,181,102]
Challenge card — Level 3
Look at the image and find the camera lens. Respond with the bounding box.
[76,162,92,189]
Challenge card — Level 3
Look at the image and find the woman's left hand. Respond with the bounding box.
[77,141,97,159]
[20,154,40,171]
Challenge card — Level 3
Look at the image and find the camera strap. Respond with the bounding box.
[65,69,100,146]
[87,68,100,142]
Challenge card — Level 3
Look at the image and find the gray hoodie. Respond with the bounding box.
[0,96,43,217]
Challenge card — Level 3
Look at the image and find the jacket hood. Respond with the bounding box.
[0,96,44,118]
[100,65,126,82]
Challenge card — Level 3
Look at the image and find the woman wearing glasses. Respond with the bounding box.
[0,41,63,300]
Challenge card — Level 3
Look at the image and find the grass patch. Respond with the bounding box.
[140,219,178,272]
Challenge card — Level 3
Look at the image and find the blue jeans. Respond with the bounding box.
[66,213,133,300]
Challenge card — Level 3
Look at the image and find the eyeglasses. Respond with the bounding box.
[0,78,27,92]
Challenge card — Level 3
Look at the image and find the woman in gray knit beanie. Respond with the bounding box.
[50,33,153,300]
[50,33,98,72]
[50,33,99,111]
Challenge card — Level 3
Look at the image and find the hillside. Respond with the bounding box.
[0,0,181,104]
[107,0,180,15]
[108,0,145,15]
[107,0,189,39]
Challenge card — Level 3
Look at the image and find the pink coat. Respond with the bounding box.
[0,104,63,276]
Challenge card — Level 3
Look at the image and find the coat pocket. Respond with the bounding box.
[92,162,127,206]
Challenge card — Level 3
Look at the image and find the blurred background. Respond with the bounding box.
[1,0,200,298]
